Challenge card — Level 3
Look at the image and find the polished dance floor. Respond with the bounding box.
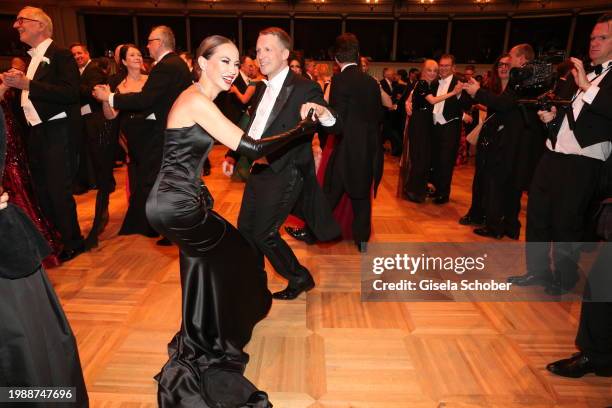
[50,146,611,407]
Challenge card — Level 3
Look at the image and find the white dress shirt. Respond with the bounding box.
[248,67,290,140]
[78,59,91,75]
[546,60,612,161]
[21,38,67,126]
[433,75,452,125]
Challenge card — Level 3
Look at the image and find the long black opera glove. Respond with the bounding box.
[236,108,318,161]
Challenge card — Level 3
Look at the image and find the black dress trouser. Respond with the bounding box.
[237,164,312,288]
[27,118,83,250]
[577,244,612,367]
[431,119,462,199]
[526,150,602,288]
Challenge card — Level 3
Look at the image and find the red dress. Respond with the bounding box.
[1,94,63,268]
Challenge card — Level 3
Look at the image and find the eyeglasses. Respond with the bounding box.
[14,16,40,25]
[498,63,510,68]
[147,38,161,44]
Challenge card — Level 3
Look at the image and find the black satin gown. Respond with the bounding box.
[398,80,434,200]
[146,124,272,408]
[117,108,159,237]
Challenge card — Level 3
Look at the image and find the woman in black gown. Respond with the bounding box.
[145,35,317,408]
[0,106,88,408]
[399,59,463,203]
[102,44,158,238]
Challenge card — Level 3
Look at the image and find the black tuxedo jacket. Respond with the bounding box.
[27,40,80,122]
[79,60,106,113]
[245,70,341,173]
[113,52,191,133]
[245,70,341,240]
[548,69,612,149]
[430,75,471,122]
[326,65,384,198]
[475,80,546,190]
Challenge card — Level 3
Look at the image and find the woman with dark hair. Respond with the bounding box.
[289,53,304,76]
[459,54,511,229]
[398,59,463,203]
[101,44,158,238]
[146,35,318,408]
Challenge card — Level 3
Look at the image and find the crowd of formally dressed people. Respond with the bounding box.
[1,5,611,407]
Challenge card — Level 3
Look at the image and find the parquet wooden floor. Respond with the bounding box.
[50,146,611,407]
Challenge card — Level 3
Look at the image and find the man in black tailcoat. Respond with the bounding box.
[324,33,383,253]
[236,27,341,300]
[4,6,84,261]
[429,54,473,204]
[529,14,612,378]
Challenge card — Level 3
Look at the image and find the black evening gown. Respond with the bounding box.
[0,262,89,408]
[0,107,88,407]
[398,80,434,201]
[115,90,159,237]
[146,124,272,408]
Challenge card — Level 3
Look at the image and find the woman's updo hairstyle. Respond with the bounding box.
[193,35,235,81]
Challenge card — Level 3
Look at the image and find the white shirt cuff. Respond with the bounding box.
[319,108,336,127]
[108,93,115,108]
[582,85,599,105]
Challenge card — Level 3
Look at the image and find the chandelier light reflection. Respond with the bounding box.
[420,0,434,11]
[475,0,490,11]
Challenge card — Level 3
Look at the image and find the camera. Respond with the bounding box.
[510,58,572,111]
[509,60,557,98]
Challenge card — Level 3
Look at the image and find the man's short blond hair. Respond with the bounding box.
[21,6,53,37]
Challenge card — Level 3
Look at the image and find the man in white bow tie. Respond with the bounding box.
[3,6,84,262]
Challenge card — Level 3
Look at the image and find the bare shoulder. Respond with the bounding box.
[168,86,219,128]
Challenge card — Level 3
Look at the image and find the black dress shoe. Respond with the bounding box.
[473,227,503,239]
[432,195,449,205]
[405,192,425,203]
[426,186,436,198]
[547,352,612,378]
[507,274,551,287]
[284,226,316,245]
[58,243,85,262]
[272,279,315,300]
[505,229,520,240]
[156,237,173,246]
[356,241,367,253]
[242,391,272,407]
[459,214,485,226]
[544,280,575,296]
